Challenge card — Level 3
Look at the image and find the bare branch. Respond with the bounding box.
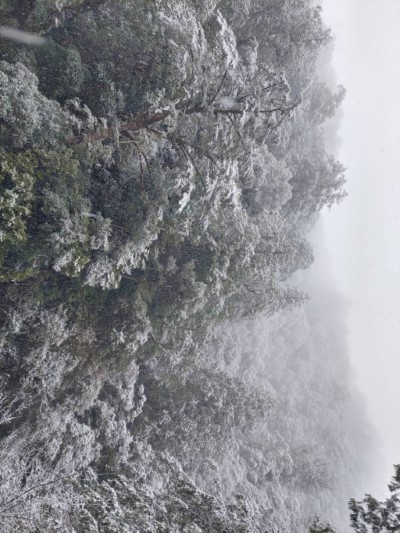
[209,69,228,104]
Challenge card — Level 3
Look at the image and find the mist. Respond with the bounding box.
[321,0,400,503]
[0,1,395,531]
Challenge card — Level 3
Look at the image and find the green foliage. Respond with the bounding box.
[33,147,81,197]
[0,60,66,148]
[25,0,91,30]
[0,151,35,244]
[35,41,85,102]
[0,0,13,24]
[0,147,93,282]
[349,464,400,532]
[0,2,349,530]
[0,151,39,282]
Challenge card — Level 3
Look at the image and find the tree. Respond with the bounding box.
[309,516,336,533]
[66,67,299,147]
[0,152,35,245]
[0,2,349,530]
[349,464,400,532]
[0,60,66,148]
[305,80,346,125]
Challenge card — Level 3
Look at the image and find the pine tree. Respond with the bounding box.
[349,465,400,532]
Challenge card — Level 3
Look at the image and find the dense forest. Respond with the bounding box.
[0,0,374,531]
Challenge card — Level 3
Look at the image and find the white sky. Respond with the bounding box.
[320,0,400,498]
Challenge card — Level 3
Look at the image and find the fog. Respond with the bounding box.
[0,1,396,531]
[320,0,400,499]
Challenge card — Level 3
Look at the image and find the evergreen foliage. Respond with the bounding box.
[349,465,400,532]
[0,1,357,531]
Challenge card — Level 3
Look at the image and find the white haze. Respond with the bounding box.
[0,26,46,45]
[320,0,400,499]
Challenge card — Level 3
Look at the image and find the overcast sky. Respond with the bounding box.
[320,0,400,498]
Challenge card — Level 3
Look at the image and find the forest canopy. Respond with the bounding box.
[0,1,363,532]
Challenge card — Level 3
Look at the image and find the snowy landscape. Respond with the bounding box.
[0,1,397,531]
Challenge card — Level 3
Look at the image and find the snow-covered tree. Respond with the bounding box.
[349,464,400,532]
